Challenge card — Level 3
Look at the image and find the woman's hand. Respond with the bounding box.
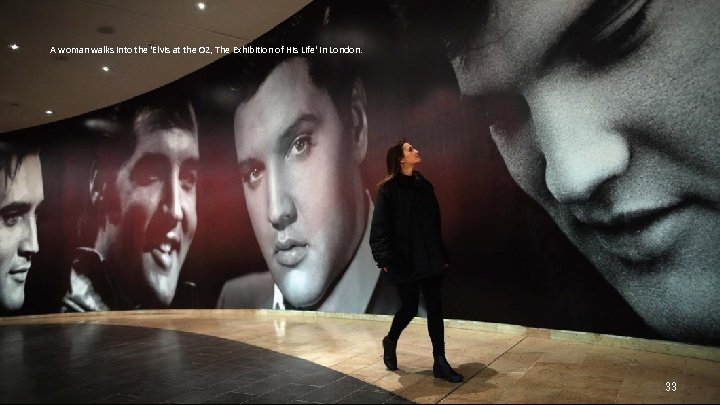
[382,267,390,273]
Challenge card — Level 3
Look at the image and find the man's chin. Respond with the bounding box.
[276,277,324,309]
[0,293,23,311]
[142,267,179,307]
[283,293,321,309]
[147,282,176,307]
[272,257,344,309]
[155,289,176,307]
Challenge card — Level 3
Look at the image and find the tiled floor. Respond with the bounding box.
[1,310,718,404]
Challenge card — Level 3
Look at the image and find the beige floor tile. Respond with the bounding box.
[563,374,623,391]
[489,350,544,372]
[512,362,579,390]
[550,390,618,404]
[496,386,564,403]
[616,391,684,404]
[441,370,523,403]
[440,392,504,404]
[678,385,720,404]
[395,375,458,404]
[374,370,427,392]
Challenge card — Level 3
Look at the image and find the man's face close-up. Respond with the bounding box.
[452,0,720,342]
[0,154,43,311]
[108,127,199,307]
[234,58,365,308]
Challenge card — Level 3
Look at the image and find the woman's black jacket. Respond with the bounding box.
[369,171,449,284]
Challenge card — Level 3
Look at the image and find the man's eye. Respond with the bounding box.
[241,166,264,189]
[137,174,161,187]
[180,170,197,191]
[131,159,167,187]
[2,214,22,227]
[132,165,163,187]
[288,135,313,158]
[575,0,651,69]
[247,168,263,188]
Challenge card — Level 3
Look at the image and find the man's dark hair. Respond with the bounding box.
[200,0,383,134]
[0,138,41,186]
[84,88,197,175]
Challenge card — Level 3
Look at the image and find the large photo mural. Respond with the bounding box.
[1,0,719,347]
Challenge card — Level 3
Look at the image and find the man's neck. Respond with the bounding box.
[317,191,379,313]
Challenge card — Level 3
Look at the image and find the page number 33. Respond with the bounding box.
[666,382,677,392]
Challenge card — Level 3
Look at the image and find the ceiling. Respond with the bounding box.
[0,0,311,134]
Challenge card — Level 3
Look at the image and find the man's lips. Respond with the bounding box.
[9,266,29,283]
[147,233,181,271]
[150,246,177,271]
[573,201,693,263]
[274,238,306,252]
[577,204,679,230]
[274,239,308,267]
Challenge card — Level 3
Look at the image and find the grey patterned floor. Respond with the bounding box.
[0,324,412,404]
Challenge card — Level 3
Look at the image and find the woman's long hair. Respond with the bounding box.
[377,138,406,188]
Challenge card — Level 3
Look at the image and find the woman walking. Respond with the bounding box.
[369,139,463,383]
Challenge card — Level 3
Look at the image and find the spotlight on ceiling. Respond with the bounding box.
[9,43,20,50]
[102,66,111,72]
[45,110,53,115]
[197,2,206,11]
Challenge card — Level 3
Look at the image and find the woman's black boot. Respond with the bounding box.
[433,355,463,383]
[382,336,398,370]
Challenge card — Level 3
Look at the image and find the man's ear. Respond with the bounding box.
[350,77,368,163]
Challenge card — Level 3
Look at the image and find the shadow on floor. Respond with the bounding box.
[0,323,412,404]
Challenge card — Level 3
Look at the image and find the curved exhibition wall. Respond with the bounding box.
[2,0,719,347]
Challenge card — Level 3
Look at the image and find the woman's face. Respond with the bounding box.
[452,0,720,342]
[401,143,421,167]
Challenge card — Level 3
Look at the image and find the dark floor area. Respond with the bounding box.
[0,323,412,404]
